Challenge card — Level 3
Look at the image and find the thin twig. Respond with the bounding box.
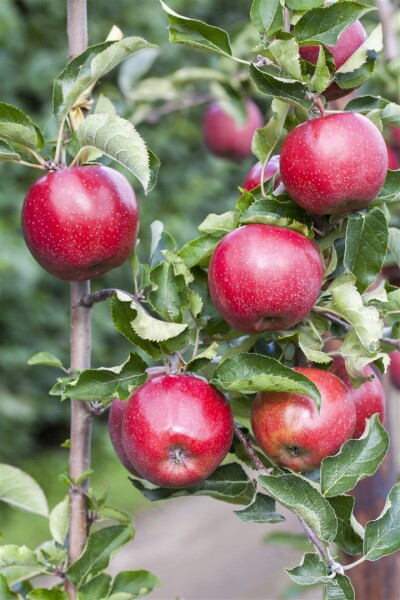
[79,288,119,307]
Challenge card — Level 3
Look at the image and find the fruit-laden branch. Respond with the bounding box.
[233,425,333,568]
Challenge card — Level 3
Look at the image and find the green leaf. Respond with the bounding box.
[298,321,332,365]
[335,53,375,92]
[286,552,330,585]
[27,588,68,600]
[339,329,389,380]
[327,496,364,556]
[131,463,255,505]
[0,545,42,572]
[250,0,280,34]
[77,574,112,600]
[53,37,156,122]
[198,211,239,236]
[159,0,232,59]
[178,235,219,268]
[27,352,65,371]
[49,497,69,546]
[258,474,337,543]
[62,353,147,402]
[321,415,389,497]
[293,2,375,45]
[0,464,49,517]
[323,276,383,352]
[310,47,333,94]
[67,524,134,588]
[249,64,311,112]
[110,296,162,360]
[0,140,21,162]
[263,37,304,81]
[110,570,160,597]
[251,99,289,166]
[211,353,321,407]
[375,170,400,204]
[234,492,285,523]
[388,227,400,267]
[286,0,324,8]
[380,102,400,128]
[76,114,159,194]
[364,482,400,560]
[239,194,313,238]
[0,574,18,599]
[344,207,389,293]
[148,263,189,323]
[186,342,219,373]
[0,102,43,150]
[323,575,355,600]
[336,24,382,74]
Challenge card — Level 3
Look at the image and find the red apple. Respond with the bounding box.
[203,99,263,161]
[250,367,356,472]
[330,356,385,438]
[299,20,367,101]
[208,224,323,333]
[280,113,388,215]
[389,352,400,390]
[386,143,400,170]
[381,263,400,287]
[242,155,280,191]
[390,126,400,148]
[108,398,140,476]
[21,165,139,280]
[121,374,234,488]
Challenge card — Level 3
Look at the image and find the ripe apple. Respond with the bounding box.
[388,352,400,390]
[280,113,388,215]
[208,224,323,333]
[330,356,385,438]
[203,99,263,161]
[242,155,280,191]
[250,367,356,472]
[299,20,367,101]
[108,398,140,476]
[21,165,139,280]
[386,143,400,170]
[122,374,234,488]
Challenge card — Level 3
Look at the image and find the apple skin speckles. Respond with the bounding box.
[279,113,388,215]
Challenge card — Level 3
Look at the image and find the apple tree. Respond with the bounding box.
[0,0,399,599]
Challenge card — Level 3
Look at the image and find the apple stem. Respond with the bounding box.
[342,555,367,572]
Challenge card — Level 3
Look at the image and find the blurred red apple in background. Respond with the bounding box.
[389,352,400,390]
[242,155,280,191]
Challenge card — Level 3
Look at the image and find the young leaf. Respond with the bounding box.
[258,474,338,543]
[198,211,239,236]
[327,496,364,556]
[0,140,21,162]
[321,415,389,498]
[110,296,162,360]
[293,2,374,46]
[249,64,311,112]
[250,0,280,34]
[49,497,69,546]
[364,483,400,560]
[76,574,112,600]
[238,194,313,238]
[159,1,233,59]
[251,98,288,166]
[131,463,255,505]
[234,492,285,523]
[212,353,321,407]
[0,464,49,518]
[76,114,159,194]
[53,37,156,122]
[0,102,43,150]
[323,574,355,600]
[110,570,160,597]
[67,524,134,588]
[148,263,189,323]
[286,552,330,585]
[344,206,389,293]
[27,352,66,371]
[263,37,304,81]
[62,353,148,402]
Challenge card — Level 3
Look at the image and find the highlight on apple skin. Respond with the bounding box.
[208,224,324,333]
[250,367,356,472]
[279,112,388,215]
[203,99,263,161]
[121,374,234,488]
[21,165,139,281]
